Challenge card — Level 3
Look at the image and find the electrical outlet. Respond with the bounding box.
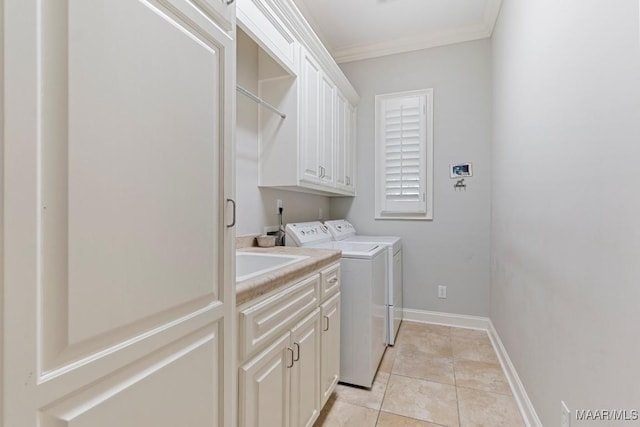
[438,285,447,299]
[561,401,571,427]
[264,225,279,234]
[276,199,283,213]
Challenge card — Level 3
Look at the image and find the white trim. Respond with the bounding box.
[332,0,503,64]
[402,308,490,330]
[401,308,542,427]
[488,321,543,427]
[375,89,434,221]
[268,0,360,104]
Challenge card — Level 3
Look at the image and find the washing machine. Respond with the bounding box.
[285,221,387,388]
[324,220,403,346]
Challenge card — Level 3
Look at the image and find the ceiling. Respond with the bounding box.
[292,0,503,63]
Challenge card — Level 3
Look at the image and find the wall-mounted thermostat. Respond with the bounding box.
[450,163,473,178]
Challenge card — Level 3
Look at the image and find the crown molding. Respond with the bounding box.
[332,0,502,64]
[268,0,360,104]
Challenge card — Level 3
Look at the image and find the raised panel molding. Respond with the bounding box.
[37,0,225,376]
[3,0,235,424]
[39,324,220,427]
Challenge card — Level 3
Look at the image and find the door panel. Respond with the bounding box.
[239,332,291,427]
[320,292,340,406]
[65,0,219,344]
[4,0,235,425]
[319,74,335,186]
[40,325,219,427]
[290,308,321,427]
[42,0,221,353]
[335,91,347,189]
[300,50,321,184]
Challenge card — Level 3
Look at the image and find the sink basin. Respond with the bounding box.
[236,252,309,282]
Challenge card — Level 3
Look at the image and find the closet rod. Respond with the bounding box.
[236,85,287,119]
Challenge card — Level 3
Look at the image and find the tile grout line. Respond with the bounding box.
[374,346,396,426]
[452,330,463,427]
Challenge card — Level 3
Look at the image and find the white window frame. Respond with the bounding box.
[375,89,434,220]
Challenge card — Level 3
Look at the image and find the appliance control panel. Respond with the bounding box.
[285,221,332,246]
[324,219,356,240]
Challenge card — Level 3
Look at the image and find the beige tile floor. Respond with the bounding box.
[314,321,525,427]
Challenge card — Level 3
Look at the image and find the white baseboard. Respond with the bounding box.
[401,308,541,427]
[403,308,491,330]
[487,321,543,427]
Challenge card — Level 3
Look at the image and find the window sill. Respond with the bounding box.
[375,214,433,221]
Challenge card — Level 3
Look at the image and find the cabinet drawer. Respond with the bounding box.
[320,263,340,300]
[239,274,320,361]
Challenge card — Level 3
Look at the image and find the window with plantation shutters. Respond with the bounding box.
[375,89,433,220]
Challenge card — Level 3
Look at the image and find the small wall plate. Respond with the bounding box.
[450,163,473,178]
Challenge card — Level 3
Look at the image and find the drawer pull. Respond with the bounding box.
[323,315,330,332]
[293,342,300,361]
[328,277,338,285]
[286,347,294,368]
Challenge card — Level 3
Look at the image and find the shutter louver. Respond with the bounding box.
[375,89,433,219]
[379,95,427,214]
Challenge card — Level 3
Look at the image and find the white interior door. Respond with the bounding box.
[3,0,235,426]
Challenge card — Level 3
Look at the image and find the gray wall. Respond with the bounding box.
[332,40,493,316]
[0,0,4,421]
[236,30,330,236]
[491,0,640,425]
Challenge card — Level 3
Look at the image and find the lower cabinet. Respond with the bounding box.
[239,309,321,427]
[239,332,291,427]
[238,263,341,427]
[320,291,341,407]
[290,309,322,427]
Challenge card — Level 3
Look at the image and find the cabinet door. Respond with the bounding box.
[240,332,292,427]
[299,49,322,184]
[290,309,322,427]
[320,292,341,406]
[334,90,348,190]
[319,73,336,186]
[346,103,357,193]
[3,0,235,426]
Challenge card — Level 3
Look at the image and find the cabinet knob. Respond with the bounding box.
[226,0,234,5]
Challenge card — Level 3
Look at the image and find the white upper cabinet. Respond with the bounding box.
[299,49,323,185]
[237,0,298,74]
[3,0,236,425]
[335,90,356,194]
[237,0,359,197]
[318,73,336,187]
[257,45,356,196]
